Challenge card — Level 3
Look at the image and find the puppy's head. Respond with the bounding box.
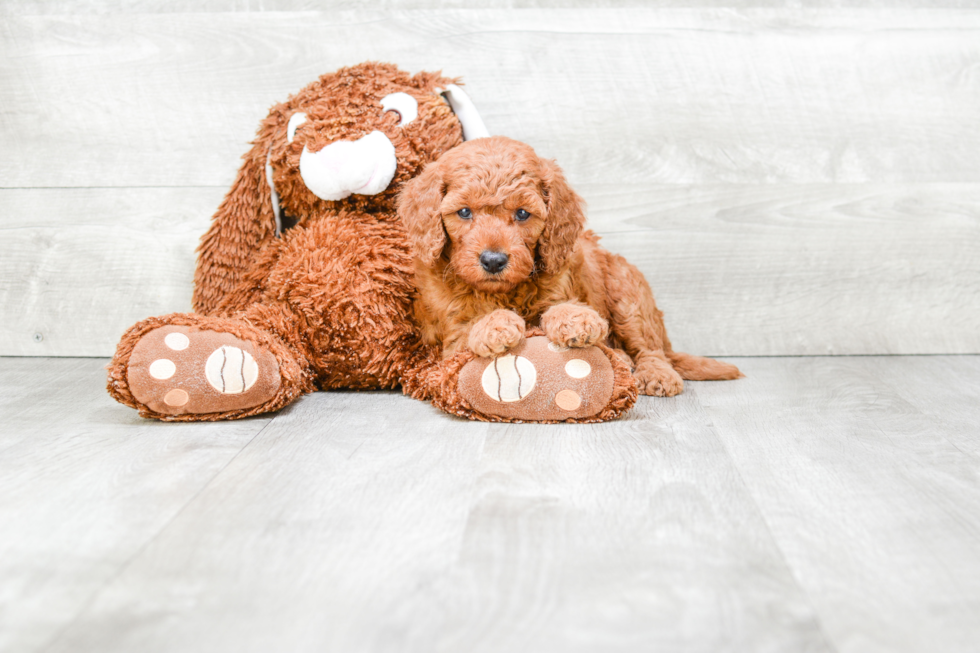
[398,136,585,292]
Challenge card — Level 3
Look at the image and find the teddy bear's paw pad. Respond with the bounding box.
[458,336,614,421]
[127,326,281,415]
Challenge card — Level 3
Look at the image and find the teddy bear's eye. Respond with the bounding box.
[380,93,418,126]
[457,207,472,219]
[515,208,531,222]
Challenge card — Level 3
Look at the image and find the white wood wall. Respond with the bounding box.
[2,4,978,356]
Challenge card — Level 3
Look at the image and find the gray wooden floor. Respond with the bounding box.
[2,356,979,653]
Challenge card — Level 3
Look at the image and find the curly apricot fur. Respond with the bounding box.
[398,136,744,395]
[541,303,608,348]
[467,309,526,358]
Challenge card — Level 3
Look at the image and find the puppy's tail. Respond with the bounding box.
[667,351,744,381]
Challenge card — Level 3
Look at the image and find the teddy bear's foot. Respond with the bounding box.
[457,335,637,423]
[126,325,282,416]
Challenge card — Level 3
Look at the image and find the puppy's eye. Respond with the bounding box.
[515,208,531,222]
[457,207,472,219]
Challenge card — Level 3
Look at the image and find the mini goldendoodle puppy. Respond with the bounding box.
[397,136,742,396]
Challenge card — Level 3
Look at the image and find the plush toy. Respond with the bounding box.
[106,63,637,423]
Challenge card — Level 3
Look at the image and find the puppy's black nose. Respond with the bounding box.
[479,250,509,274]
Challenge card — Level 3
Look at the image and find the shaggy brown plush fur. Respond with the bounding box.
[398,136,743,396]
[194,63,465,316]
[106,64,637,423]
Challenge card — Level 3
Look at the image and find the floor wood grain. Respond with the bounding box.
[693,356,980,653]
[3,356,979,652]
[0,358,272,653]
[5,0,976,15]
[378,399,831,653]
[859,356,980,459]
[43,388,490,653]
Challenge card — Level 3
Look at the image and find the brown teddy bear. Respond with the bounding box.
[106,62,637,423]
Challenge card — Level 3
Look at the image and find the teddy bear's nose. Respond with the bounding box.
[479,250,509,274]
[299,130,397,202]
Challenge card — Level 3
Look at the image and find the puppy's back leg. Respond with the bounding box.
[602,251,741,394]
[600,251,684,396]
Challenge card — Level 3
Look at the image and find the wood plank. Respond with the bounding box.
[370,397,832,652]
[40,385,833,652]
[0,357,271,653]
[42,389,491,653]
[0,187,222,357]
[588,183,980,356]
[691,356,980,653]
[0,357,106,450]
[0,357,92,414]
[5,0,976,15]
[853,355,980,458]
[5,355,980,650]
[3,182,977,357]
[2,9,979,188]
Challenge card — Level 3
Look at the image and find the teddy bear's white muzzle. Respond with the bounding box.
[299,130,397,202]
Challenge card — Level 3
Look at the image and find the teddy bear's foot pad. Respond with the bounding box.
[127,326,281,416]
[458,336,614,421]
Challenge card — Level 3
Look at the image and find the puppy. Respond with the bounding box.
[397,136,741,396]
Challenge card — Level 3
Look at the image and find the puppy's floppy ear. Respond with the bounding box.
[538,158,586,275]
[397,160,448,266]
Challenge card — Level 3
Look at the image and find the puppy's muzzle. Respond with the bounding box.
[479,250,509,274]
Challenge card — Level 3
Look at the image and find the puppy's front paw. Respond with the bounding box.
[541,303,609,348]
[633,354,684,397]
[468,310,526,357]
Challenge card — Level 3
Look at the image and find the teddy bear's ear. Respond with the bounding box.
[538,158,586,276]
[437,84,490,142]
[192,137,278,315]
[397,160,448,267]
